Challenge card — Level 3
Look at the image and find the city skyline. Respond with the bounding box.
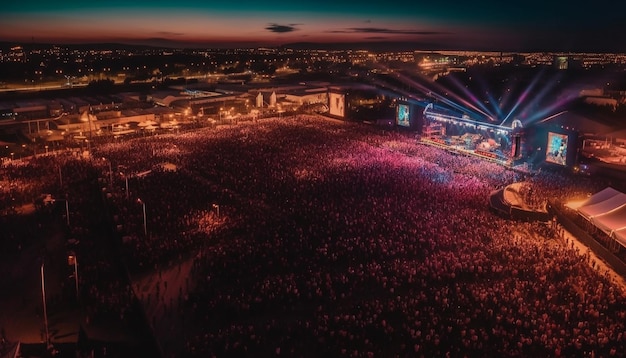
[2,0,626,52]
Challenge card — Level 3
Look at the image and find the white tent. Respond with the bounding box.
[578,193,626,220]
[570,187,626,249]
[592,205,626,236]
[615,228,626,247]
[565,187,622,210]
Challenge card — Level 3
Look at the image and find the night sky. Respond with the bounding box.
[2,0,626,52]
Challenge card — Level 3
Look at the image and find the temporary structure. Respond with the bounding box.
[567,187,626,248]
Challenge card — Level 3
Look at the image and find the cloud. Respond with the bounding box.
[328,27,449,35]
[364,36,388,40]
[154,31,185,37]
[266,23,298,33]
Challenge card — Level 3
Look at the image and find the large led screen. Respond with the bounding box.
[546,132,568,165]
[329,93,345,118]
[396,104,410,127]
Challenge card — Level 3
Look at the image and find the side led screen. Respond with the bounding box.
[329,93,345,118]
[546,132,568,165]
[396,104,410,127]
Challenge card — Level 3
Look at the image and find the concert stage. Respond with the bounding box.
[420,137,512,166]
[490,182,552,221]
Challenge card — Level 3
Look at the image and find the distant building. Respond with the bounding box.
[66,97,91,114]
[511,54,525,65]
[255,91,276,108]
[54,109,156,136]
[579,89,604,97]
[283,88,328,106]
[0,103,14,121]
[48,101,64,117]
[583,96,618,109]
[554,56,569,70]
[553,55,583,70]
[13,100,48,121]
[149,91,188,107]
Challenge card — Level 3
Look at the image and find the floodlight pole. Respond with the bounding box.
[73,255,79,299]
[125,175,129,200]
[41,263,50,347]
[102,157,113,185]
[64,200,70,227]
[138,199,147,236]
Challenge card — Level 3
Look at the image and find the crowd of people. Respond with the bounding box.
[3,114,626,357]
[91,115,626,357]
[0,151,101,253]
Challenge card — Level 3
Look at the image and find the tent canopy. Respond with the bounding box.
[592,205,626,236]
[578,193,626,220]
[615,228,626,248]
[565,187,622,210]
[569,187,626,248]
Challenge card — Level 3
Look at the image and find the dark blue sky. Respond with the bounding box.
[2,0,625,51]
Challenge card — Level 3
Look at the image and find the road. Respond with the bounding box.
[0,82,88,93]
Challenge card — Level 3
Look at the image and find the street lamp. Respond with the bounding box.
[102,157,113,185]
[41,262,50,348]
[84,139,91,154]
[137,198,147,236]
[212,203,220,218]
[53,198,70,226]
[63,199,70,227]
[68,253,79,300]
[120,172,129,199]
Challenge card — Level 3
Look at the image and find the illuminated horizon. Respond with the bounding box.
[1,1,625,52]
